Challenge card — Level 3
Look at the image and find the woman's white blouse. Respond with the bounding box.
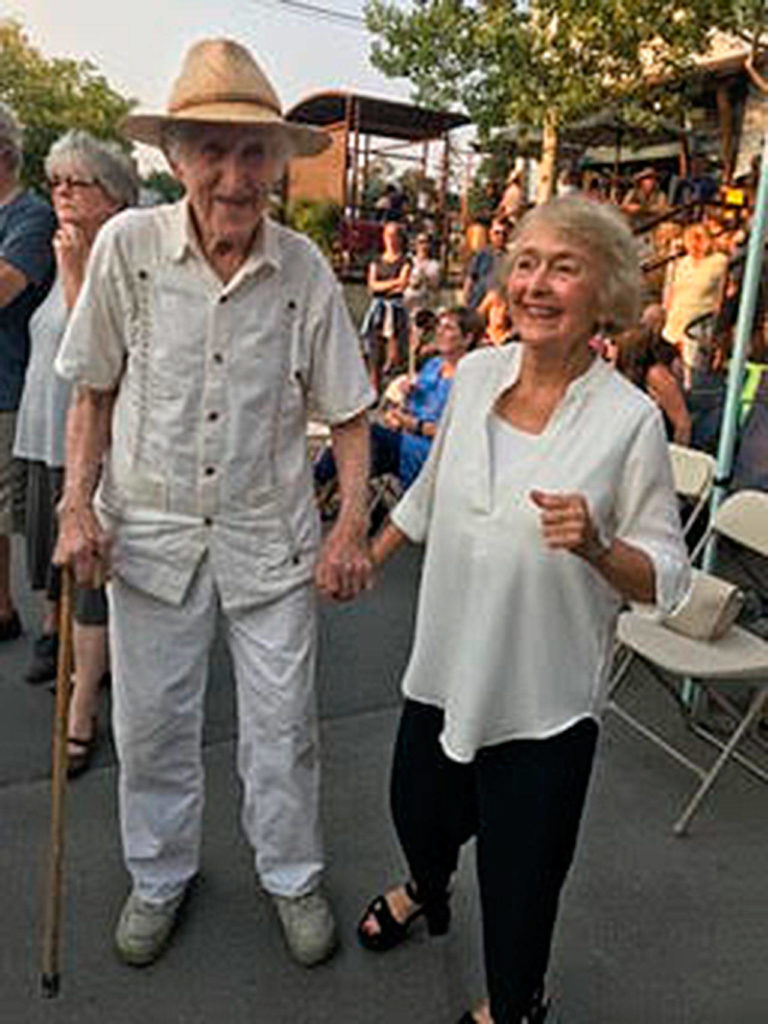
[391,344,690,763]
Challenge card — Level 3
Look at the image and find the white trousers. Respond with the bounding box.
[108,561,323,904]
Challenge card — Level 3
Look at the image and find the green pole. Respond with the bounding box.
[703,132,768,570]
[681,134,768,709]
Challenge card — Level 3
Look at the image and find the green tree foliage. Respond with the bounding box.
[0,20,135,190]
[286,199,343,256]
[365,0,736,199]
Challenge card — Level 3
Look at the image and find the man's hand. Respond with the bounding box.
[315,520,372,601]
[530,489,605,563]
[53,501,111,587]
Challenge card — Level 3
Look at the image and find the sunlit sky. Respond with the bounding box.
[11,0,414,169]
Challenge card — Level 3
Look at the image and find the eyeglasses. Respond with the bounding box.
[47,176,101,192]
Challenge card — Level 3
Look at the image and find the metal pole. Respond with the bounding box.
[680,133,768,708]
[703,131,768,571]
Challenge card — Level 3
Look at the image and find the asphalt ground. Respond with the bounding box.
[1,537,767,1024]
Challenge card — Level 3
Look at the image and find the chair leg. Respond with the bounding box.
[606,646,635,701]
[673,688,768,837]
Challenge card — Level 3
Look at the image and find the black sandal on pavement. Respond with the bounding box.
[357,881,450,952]
[456,989,551,1024]
[66,721,98,778]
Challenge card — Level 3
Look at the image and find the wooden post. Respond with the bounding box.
[439,131,450,279]
[716,81,735,185]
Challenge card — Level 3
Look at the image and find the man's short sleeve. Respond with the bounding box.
[0,194,56,286]
[55,219,128,391]
[305,255,375,423]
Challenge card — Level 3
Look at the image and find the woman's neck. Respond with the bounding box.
[519,339,595,391]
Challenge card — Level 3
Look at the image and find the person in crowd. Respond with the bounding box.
[13,131,139,774]
[620,166,669,229]
[316,306,481,495]
[613,326,691,444]
[53,38,373,969]
[496,168,524,227]
[403,232,441,314]
[0,102,57,642]
[462,217,509,309]
[478,289,515,347]
[662,222,729,387]
[671,155,719,207]
[356,196,690,1024]
[361,220,412,391]
[375,182,407,222]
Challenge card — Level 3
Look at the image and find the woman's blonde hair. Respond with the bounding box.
[508,196,642,331]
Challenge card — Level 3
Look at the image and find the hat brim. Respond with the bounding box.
[119,103,331,158]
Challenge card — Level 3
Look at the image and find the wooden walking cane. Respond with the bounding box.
[41,566,75,998]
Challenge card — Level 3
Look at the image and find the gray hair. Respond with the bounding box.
[508,196,642,332]
[0,101,23,175]
[45,130,140,207]
[161,121,291,172]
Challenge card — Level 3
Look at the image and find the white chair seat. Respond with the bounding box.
[617,612,768,681]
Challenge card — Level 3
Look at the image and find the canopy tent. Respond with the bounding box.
[285,91,470,278]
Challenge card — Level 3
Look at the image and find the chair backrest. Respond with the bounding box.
[714,490,768,558]
[668,444,716,501]
[668,444,717,539]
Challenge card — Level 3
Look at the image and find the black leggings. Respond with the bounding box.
[390,700,598,1024]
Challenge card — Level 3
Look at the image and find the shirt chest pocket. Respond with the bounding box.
[128,269,207,401]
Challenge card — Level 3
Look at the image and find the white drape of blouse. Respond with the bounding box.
[391,344,690,763]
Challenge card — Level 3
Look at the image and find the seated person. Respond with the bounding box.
[316,307,481,494]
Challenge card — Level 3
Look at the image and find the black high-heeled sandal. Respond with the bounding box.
[357,881,450,952]
[456,988,551,1024]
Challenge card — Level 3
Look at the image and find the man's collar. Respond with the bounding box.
[168,198,281,273]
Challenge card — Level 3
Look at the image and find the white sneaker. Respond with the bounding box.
[271,887,338,966]
[114,888,187,966]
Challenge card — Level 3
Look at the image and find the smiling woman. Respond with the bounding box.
[358,197,690,1024]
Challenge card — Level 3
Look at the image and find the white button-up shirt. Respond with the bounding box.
[56,201,373,609]
[391,344,690,762]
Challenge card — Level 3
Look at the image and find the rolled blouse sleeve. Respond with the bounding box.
[390,383,457,542]
[54,218,128,391]
[615,409,691,612]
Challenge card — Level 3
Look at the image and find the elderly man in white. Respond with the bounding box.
[54,39,373,968]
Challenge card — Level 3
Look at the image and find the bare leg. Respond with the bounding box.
[68,623,108,743]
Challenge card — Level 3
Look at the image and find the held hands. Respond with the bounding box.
[530,489,606,564]
[53,501,111,587]
[315,519,373,602]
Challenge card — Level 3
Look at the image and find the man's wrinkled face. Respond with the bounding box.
[171,124,286,247]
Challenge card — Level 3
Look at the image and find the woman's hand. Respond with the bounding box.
[54,223,90,309]
[530,489,605,563]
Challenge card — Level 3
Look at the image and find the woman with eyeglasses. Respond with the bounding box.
[14,130,138,776]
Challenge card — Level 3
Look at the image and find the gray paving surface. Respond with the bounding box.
[1,538,768,1023]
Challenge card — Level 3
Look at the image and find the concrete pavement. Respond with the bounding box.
[1,539,767,1023]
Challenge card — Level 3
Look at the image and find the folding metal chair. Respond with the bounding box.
[667,443,717,541]
[606,490,768,835]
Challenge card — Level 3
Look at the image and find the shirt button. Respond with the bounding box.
[207,410,219,422]
[204,466,216,477]
[219,294,228,304]
[212,353,223,364]
[204,516,213,526]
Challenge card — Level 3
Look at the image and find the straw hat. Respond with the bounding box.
[120,38,331,158]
